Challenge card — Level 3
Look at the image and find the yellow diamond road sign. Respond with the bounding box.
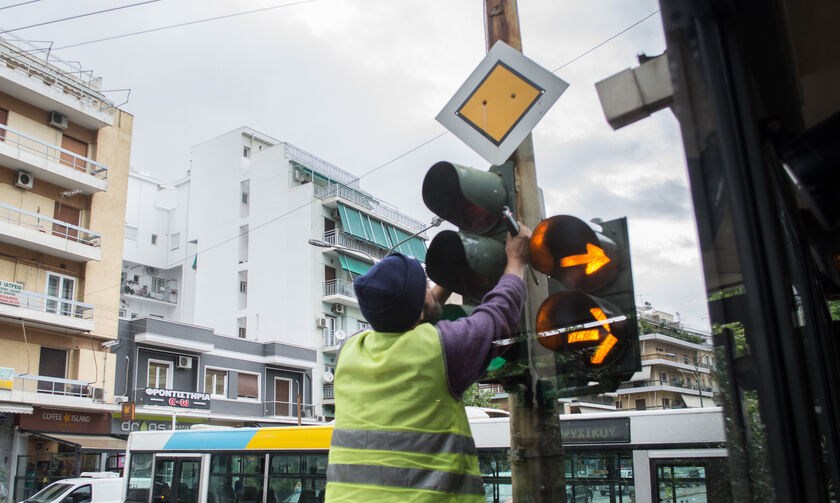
[437,41,569,165]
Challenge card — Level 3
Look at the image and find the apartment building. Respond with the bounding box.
[614,309,716,411]
[0,36,132,499]
[114,127,429,429]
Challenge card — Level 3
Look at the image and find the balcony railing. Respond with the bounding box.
[323,230,388,260]
[313,184,426,233]
[14,374,99,398]
[0,123,108,180]
[323,279,355,299]
[0,37,114,113]
[1,288,93,320]
[123,284,178,304]
[0,202,101,247]
[323,385,334,400]
[286,144,359,188]
[264,400,315,419]
[641,352,712,371]
[618,379,713,393]
[574,394,616,406]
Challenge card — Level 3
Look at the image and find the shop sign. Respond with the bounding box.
[560,417,631,444]
[19,407,109,434]
[0,367,13,390]
[112,417,194,434]
[0,280,22,307]
[144,388,211,409]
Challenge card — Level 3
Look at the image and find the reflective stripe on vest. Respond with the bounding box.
[327,463,485,496]
[331,428,477,456]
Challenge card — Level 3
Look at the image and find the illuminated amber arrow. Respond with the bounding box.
[564,308,618,364]
[560,243,610,274]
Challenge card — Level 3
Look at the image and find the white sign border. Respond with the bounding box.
[436,41,569,166]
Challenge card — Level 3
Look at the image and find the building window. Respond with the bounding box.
[662,398,671,409]
[237,373,259,399]
[148,360,172,389]
[357,319,370,332]
[635,399,646,410]
[205,369,227,397]
[170,232,180,250]
[238,327,247,339]
[239,281,247,293]
[241,192,249,204]
[45,272,75,317]
[151,234,158,245]
[243,146,250,158]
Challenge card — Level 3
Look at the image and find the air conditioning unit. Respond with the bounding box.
[316,317,328,328]
[49,111,68,130]
[144,266,156,274]
[92,387,105,401]
[332,303,345,315]
[177,356,193,369]
[331,208,341,220]
[15,171,33,190]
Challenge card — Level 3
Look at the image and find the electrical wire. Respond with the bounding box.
[48,0,321,51]
[0,0,161,35]
[0,0,41,11]
[551,10,660,73]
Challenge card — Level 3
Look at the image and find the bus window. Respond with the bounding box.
[126,453,153,503]
[268,454,326,503]
[656,463,709,502]
[210,454,264,503]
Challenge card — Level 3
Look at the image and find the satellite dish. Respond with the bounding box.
[335,330,347,341]
[322,371,335,384]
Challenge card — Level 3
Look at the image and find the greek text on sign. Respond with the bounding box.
[437,41,569,165]
[0,280,23,307]
[145,387,211,409]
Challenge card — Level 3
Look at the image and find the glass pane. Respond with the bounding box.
[270,454,301,474]
[152,459,175,503]
[302,455,327,475]
[126,453,152,503]
[177,460,201,503]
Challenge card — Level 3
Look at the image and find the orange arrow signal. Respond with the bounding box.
[560,243,610,274]
[564,307,619,365]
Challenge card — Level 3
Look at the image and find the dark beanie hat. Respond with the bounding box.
[353,253,426,333]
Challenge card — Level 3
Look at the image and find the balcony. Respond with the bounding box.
[264,400,315,420]
[313,183,426,233]
[122,284,178,305]
[0,37,114,129]
[322,230,388,261]
[322,279,357,305]
[641,353,712,373]
[0,202,101,261]
[323,385,334,400]
[615,378,714,397]
[0,375,110,409]
[0,124,108,193]
[0,288,94,332]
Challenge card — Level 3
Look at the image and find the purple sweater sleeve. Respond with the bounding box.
[437,274,526,398]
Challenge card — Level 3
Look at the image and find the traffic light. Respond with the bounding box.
[422,161,516,301]
[530,215,639,395]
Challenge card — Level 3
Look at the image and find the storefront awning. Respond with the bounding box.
[337,253,372,276]
[34,433,126,451]
[0,403,33,414]
[681,394,705,408]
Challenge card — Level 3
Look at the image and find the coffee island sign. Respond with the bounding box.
[144,388,211,410]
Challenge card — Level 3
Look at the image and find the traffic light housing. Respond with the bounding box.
[534,216,639,394]
[422,161,516,302]
[484,215,639,395]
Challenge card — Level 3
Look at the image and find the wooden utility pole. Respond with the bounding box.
[483,1,566,502]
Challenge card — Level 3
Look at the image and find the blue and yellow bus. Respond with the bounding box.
[123,407,729,503]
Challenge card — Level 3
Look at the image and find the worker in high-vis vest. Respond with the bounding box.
[325,222,532,502]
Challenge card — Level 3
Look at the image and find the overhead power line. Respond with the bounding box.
[552,10,660,73]
[49,0,320,51]
[0,0,161,35]
[0,0,41,11]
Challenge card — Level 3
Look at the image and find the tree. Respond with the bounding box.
[463,382,494,408]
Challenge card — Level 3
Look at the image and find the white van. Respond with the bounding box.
[20,473,123,503]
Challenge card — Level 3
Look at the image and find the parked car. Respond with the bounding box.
[19,472,123,503]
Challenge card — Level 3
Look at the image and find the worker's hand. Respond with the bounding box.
[504,222,531,279]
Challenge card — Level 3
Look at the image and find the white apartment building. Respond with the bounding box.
[120,127,429,422]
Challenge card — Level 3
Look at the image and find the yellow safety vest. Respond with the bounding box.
[325,323,484,502]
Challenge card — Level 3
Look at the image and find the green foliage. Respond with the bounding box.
[462,382,494,408]
[638,318,704,344]
[829,300,840,321]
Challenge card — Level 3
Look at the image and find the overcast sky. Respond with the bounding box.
[1,0,711,330]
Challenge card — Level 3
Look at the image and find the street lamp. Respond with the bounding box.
[307,238,380,263]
